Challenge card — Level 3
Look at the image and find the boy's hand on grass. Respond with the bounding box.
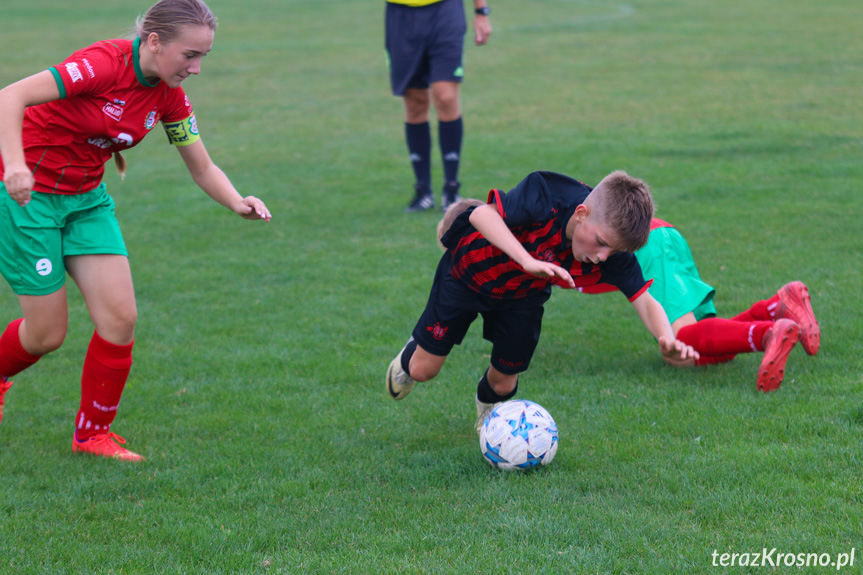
[658,336,699,367]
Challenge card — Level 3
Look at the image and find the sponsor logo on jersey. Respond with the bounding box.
[82,58,95,79]
[102,98,125,122]
[87,132,134,149]
[65,62,83,83]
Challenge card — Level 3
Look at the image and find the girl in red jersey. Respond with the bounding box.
[0,0,272,461]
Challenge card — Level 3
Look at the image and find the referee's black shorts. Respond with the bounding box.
[385,0,467,96]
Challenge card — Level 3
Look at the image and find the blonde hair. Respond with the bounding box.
[437,198,484,249]
[136,0,217,43]
[588,170,654,252]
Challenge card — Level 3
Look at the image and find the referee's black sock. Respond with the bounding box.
[476,369,518,403]
[405,122,431,192]
[439,116,462,186]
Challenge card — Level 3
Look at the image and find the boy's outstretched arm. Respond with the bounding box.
[631,292,700,365]
[469,204,574,287]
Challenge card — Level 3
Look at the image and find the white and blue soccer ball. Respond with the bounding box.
[479,399,559,470]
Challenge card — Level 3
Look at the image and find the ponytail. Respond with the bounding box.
[113,152,127,180]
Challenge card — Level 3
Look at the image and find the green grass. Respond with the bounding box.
[1,0,862,573]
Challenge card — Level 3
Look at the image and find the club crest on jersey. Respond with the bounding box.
[426,323,449,340]
[144,110,160,130]
[540,249,557,263]
[102,99,125,122]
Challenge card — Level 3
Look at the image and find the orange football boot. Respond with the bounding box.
[776,281,820,356]
[757,319,800,392]
[0,378,12,424]
[73,432,145,462]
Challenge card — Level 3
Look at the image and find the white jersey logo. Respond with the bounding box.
[87,132,134,150]
[65,62,83,83]
[103,102,124,121]
[82,58,95,79]
[36,258,52,276]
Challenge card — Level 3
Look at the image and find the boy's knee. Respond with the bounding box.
[409,363,441,383]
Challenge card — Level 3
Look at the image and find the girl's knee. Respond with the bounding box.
[22,326,66,355]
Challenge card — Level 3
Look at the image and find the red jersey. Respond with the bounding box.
[0,37,198,195]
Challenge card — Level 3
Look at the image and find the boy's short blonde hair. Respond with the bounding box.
[437,198,484,249]
[588,170,654,252]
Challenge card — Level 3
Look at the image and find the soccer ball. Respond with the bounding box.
[479,399,559,470]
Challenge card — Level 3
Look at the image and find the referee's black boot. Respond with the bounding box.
[405,184,435,213]
[442,181,461,212]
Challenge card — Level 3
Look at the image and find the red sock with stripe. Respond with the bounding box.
[677,318,772,357]
[731,295,780,322]
[75,331,134,441]
[0,319,42,378]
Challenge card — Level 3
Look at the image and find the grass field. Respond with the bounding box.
[1,0,862,573]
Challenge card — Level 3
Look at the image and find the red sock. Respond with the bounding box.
[731,295,780,322]
[0,319,42,378]
[695,354,736,367]
[677,318,772,356]
[75,332,134,441]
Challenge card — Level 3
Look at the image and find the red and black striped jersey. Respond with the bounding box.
[441,171,650,301]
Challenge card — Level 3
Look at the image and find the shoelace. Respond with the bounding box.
[86,432,128,449]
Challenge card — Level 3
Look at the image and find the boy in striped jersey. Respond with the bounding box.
[385,170,698,429]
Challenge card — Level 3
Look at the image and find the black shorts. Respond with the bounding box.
[385,0,467,96]
[412,256,551,375]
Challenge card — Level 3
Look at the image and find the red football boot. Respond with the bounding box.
[757,319,800,392]
[0,378,12,424]
[73,432,145,462]
[776,281,820,356]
